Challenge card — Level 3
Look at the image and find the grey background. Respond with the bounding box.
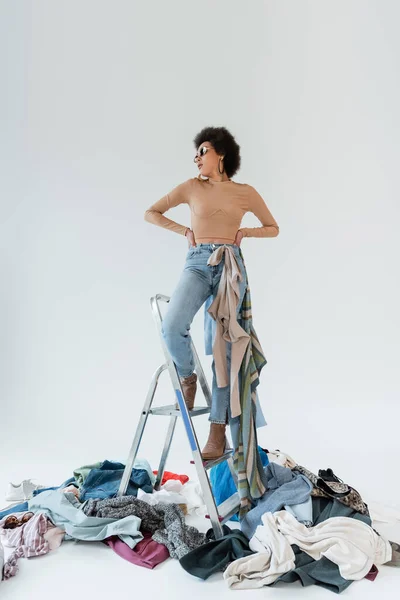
[1,1,399,509]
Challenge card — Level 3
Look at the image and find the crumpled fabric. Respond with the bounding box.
[225,510,392,589]
[0,512,51,580]
[152,471,189,485]
[151,504,207,559]
[224,513,296,589]
[267,450,297,469]
[206,245,250,419]
[104,531,170,569]
[179,525,253,580]
[140,480,207,516]
[267,511,391,580]
[83,496,207,560]
[241,463,313,539]
[29,490,142,548]
[83,496,164,532]
[137,487,187,507]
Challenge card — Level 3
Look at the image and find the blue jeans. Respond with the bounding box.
[79,460,153,501]
[161,243,248,424]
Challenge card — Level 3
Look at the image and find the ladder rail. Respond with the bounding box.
[151,295,224,538]
[154,416,177,490]
[117,364,167,497]
[117,293,241,539]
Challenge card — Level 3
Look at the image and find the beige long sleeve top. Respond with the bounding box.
[144,175,279,243]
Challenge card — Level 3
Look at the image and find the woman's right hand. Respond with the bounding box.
[186,228,196,248]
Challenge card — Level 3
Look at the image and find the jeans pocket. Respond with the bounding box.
[187,246,199,258]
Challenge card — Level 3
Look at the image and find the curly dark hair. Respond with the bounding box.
[193,126,241,179]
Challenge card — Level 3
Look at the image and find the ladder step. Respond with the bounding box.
[205,492,240,524]
[149,405,210,417]
[190,448,233,470]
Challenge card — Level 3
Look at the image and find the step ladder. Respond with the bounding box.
[117,293,240,539]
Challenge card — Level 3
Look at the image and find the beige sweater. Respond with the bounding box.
[144,176,279,244]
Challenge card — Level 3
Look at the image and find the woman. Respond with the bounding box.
[144,126,279,507]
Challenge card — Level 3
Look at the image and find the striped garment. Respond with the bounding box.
[206,245,268,517]
[232,267,268,518]
[0,512,51,580]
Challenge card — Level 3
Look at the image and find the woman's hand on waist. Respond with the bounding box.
[234,230,244,247]
[185,228,196,248]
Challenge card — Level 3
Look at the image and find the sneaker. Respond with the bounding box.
[5,479,45,502]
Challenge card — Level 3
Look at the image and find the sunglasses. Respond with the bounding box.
[4,512,34,529]
[193,146,213,163]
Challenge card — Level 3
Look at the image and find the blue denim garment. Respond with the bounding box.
[240,463,314,539]
[162,243,262,424]
[162,243,246,372]
[79,460,153,501]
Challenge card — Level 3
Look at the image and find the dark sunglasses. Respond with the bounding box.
[4,512,34,529]
[193,146,212,163]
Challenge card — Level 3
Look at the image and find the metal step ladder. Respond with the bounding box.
[117,293,240,539]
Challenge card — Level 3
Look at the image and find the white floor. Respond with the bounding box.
[1,456,400,600]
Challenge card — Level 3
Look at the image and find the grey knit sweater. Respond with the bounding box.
[83,496,207,559]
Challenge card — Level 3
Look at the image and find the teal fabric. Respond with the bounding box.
[28,490,143,548]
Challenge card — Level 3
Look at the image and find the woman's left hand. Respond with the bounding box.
[234,230,244,247]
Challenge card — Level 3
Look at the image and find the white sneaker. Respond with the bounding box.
[5,479,45,502]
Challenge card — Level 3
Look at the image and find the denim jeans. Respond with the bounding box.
[79,460,153,501]
[161,243,248,424]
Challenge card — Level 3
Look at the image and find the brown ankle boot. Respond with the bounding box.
[201,423,226,461]
[175,373,197,411]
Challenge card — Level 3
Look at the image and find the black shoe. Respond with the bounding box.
[318,468,343,483]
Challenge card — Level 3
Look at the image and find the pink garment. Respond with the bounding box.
[43,521,65,550]
[105,531,170,569]
[0,512,50,579]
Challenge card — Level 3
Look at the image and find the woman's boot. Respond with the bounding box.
[201,423,226,461]
[175,373,197,411]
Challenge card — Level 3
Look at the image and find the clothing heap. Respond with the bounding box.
[0,459,207,581]
[183,449,400,593]
[1,452,399,594]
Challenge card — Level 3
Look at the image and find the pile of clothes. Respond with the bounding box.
[1,451,399,594]
[0,459,207,580]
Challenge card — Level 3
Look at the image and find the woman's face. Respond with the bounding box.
[194,141,222,178]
